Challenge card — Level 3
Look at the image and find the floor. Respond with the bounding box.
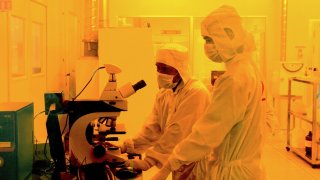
[262,131,320,180]
[143,130,320,180]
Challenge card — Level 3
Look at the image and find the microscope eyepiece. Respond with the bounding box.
[132,80,146,92]
[117,80,147,99]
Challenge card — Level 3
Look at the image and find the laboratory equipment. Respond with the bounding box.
[45,64,146,179]
[0,102,34,180]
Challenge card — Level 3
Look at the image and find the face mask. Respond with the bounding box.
[157,73,178,89]
[204,43,223,63]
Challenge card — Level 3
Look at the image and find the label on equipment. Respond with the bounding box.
[0,142,11,148]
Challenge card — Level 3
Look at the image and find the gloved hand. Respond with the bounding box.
[118,143,127,154]
[119,139,134,154]
[124,159,153,171]
[151,162,172,180]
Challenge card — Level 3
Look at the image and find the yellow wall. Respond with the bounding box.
[0,12,8,102]
[45,0,82,142]
[287,1,320,67]
[47,0,82,93]
[99,28,157,139]
[109,0,282,92]
[0,0,83,143]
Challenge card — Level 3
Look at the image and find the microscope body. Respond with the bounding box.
[45,64,145,179]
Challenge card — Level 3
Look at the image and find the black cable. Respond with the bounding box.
[61,114,69,135]
[43,111,71,177]
[60,114,70,173]
[33,137,40,161]
[72,66,105,101]
[32,159,54,176]
[33,111,46,161]
[98,117,107,124]
[43,109,53,162]
[34,110,46,119]
[33,136,54,177]
[44,136,51,162]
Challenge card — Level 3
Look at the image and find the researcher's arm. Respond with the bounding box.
[128,91,164,154]
[144,84,211,168]
[167,75,250,170]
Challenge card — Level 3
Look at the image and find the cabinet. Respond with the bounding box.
[286,77,320,167]
[0,102,34,179]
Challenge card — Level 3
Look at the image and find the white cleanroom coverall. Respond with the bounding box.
[169,54,265,180]
[125,43,211,179]
[153,5,265,180]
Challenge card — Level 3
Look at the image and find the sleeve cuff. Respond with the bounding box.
[124,138,135,154]
[144,157,156,167]
[168,156,182,171]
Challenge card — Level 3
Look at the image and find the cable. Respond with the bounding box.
[34,110,46,119]
[33,137,40,161]
[61,114,69,135]
[60,114,70,173]
[33,110,46,161]
[43,136,51,162]
[72,66,105,101]
[106,165,115,180]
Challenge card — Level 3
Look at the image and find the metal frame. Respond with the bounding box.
[287,77,320,167]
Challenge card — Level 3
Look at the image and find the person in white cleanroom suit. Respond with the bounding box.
[121,43,211,179]
[152,5,266,180]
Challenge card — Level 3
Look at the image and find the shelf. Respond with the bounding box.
[287,77,320,168]
[289,111,313,124]
[289,111,320,126]
[291,76,320,84]
[291,147,320,166]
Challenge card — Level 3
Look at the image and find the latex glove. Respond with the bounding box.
[124,159,152,171]
[119,143,127,154]
[120,139,134,154]
[151,163,172,180]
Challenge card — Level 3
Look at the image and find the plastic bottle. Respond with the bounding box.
[305,131,312,157]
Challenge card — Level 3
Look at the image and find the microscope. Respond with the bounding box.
[45,64,146,179]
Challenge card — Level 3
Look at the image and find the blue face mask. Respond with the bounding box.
[157,73,178,89]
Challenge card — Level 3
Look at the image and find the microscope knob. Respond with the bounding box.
[93,145,106,158]
[107,146,119,151]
